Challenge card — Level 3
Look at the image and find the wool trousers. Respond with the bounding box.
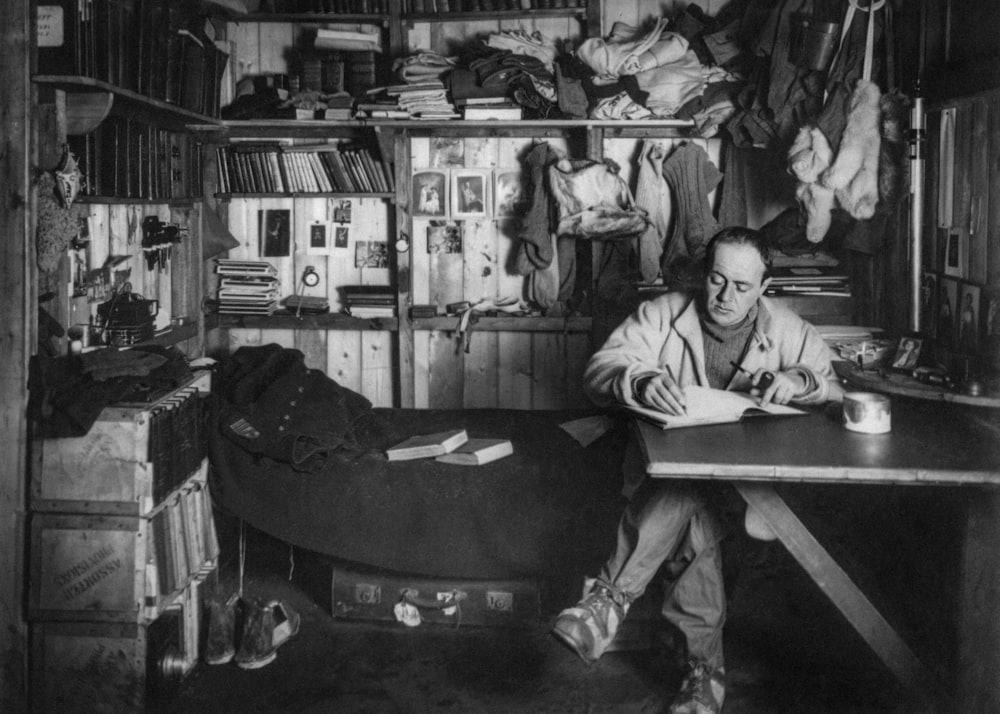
[599,478,727,668]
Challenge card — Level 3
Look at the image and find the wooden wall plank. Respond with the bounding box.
[327,331,364,395]
[498,333,533,409]
[464,330,499,408]
[295,327,328,371]
[531,332,563,409]
[428,330,464,408]
[924,110,941,271]
[987,95,1000,287]
[564,332,593,408]
[361,331,394,407]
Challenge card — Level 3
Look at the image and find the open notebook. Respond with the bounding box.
[626,385,806,430]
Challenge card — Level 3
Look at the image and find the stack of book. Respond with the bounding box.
[457,97,523,121]
[214,259,280,315]
[342,285,396,318]
[380,81,460,120]
[765,266,850,297]
[215,143,393,194]
[408,0,582,10]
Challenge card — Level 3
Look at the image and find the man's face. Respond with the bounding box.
[703,242,771,327]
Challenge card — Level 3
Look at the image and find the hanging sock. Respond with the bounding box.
[660,143,723,285]
[632,140,672,284]
[515,142,560,274]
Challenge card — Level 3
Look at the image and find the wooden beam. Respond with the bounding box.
[0,0,31,710]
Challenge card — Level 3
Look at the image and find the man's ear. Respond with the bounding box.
[760,276,773,293]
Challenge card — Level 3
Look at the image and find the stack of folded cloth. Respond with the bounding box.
[392,52,458,84]
[388,80,460,120]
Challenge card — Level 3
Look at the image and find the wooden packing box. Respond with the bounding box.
[33,370,211,516]
[331,565,540,629]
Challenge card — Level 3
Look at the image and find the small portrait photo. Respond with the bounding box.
[944,229,966,278]
[412,171,447,218]
[334,226,350,249]
[355,241,389,269]
[259,209,291,258]
[920,272,937,336]
[427,221,463,254]
[494,169,529,217]
[891,336,923,370]
[984,288,1000,367]
[452,171,489,218]
[333,199,353,224]
[959,283,981,355]
[430,137,465,168]
[938,277,959,348]
[307,222,329,255]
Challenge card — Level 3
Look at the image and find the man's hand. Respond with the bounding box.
[753,369,806,406]
[633,370,687,416]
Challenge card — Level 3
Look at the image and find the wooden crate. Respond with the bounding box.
[30,513,149,623]
[33,371,210,516]
[30,621,148,714]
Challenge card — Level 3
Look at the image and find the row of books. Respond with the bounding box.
[407,0,584,11]
[146,386,206,505]
[38,0,230,118]
[254,0,394,12]
[148,476,219,605]
[68,116,201,199]
[215,144,393,195]
[214,259,280,316]
[341,284,396,318]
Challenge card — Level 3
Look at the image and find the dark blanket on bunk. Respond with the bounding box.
[209,407,631,580]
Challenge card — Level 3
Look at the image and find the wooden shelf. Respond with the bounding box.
[403,8,586,24]
[215,192,394,200]
[239,12,388,24]
[190,117,696,140]
[76,196,199,206]
[213,312,398,331]
[410,315,592,332]
[833,360,1000,408]
[33,75,219,130]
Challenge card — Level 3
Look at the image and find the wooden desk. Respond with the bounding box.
[635,400,1000,710]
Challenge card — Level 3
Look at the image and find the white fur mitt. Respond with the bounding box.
[822,79,882,219]
[788,125,833,183]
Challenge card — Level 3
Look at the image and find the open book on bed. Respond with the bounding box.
[626,385,806,430]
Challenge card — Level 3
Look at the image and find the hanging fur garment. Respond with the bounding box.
[821,79,882,220]
[788,124,835,243]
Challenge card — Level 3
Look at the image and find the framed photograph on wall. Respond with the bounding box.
[307,222,329,255]
[259,209,291,258]
[430,137,465,168]
[334,225,350,249]
[355,241,388,269]
[494,169,529,218]
[938,277,959,349]
[958,283,981,355]
[943,229,966,277]
[412,171,447,218]
[920,271,938,336]
[427,221,463,254]
[333,199,353,224]
[452,170,489,219]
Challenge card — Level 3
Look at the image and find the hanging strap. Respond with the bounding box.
[826,0,885,99]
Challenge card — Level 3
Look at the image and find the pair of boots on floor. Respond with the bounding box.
[553,480,728,714]
[206,594,301,670]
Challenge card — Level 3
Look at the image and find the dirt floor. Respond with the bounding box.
[152,489,958,714]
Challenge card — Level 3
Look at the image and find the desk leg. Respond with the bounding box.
[959,489,1000,712]
[733,482,941,699]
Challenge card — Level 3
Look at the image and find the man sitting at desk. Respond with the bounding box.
[552,227,839,714]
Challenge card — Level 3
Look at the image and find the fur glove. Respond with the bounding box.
[788,125,833,184]
[796,180,837,244]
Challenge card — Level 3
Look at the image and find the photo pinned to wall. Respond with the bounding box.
[333,199,353,224]
[452,170,489,219]
[958,283,981,355]
[983,288,1000,367]
[943,229,966,278]
[307,222,329,255]
[938,276,959,349]
[890,336,923,371]
[412,171,448,217]
[355,240,389,269]
[426,221,463,254]
[259,209,291,258]
[430,137,465,168]
[494,169,529,218]
[920,271,937,337]
[334,225,350,249]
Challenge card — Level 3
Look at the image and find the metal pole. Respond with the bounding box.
[909,90,925,333]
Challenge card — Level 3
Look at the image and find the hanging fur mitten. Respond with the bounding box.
[796,180,836,244]
[788,125,833,184]
[821,79,882,220]
[878,89,912,205]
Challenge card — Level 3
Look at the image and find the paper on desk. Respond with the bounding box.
[559,415,614,447]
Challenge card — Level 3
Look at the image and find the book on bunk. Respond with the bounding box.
[434,438,513,466]
[626,386,806,430]
[385,429,468,461]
